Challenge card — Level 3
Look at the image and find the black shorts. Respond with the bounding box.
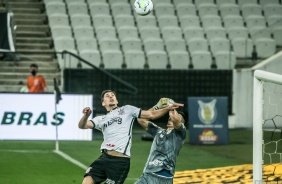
[84,152,130,184]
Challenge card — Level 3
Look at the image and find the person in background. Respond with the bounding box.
[135,98,187,184]
[26,63,47,93]
[78,90,184,184]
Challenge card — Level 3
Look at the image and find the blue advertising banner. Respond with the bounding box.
[188,97,229,145]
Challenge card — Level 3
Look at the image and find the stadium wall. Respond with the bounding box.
[233,51,282,128]
[64,69,233,123]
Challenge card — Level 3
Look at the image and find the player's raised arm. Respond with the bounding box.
[169,110,183,129]
[78,107,94,129]
[140,98,184,120]
[137,118,149,130]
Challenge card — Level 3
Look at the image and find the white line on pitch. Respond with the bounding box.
[53,149,88,170]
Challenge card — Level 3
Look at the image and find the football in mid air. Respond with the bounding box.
[134,0,153,16]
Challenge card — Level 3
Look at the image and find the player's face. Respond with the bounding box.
[167,118,174,129]
[167,114,184,130]
[102,92,118,108]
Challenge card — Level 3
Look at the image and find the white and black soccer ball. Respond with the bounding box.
[134,0,153,16]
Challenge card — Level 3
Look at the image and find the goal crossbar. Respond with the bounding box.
[253,70,282,184]
[254,70,282,85]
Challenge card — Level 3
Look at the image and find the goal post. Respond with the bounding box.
[253,70,282,184]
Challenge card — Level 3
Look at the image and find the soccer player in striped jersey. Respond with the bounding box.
[78,90,183,184]
[135,100,187,184]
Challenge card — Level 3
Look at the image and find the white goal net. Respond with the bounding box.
[253,70,282,184]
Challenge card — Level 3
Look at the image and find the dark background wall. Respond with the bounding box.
[64,69,233,121]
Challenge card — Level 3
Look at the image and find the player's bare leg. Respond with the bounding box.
[82,176,95,184]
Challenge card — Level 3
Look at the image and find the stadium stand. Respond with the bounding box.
[96,25,116,39]
[50,25,72,39]
[144,38,165,53]
[117,26,139,40]
[73,25,95,40]
[140,24,159,36]
[165,38,186,53]
[102,49,124,69]
[0,0,59,92]
[195,0,215,7]
[187,37,209,54]
[191,50,213,69]
[198,3,219,17]
[114,14,135,28]
[1,0,282,92]
[223,15,244,29]
[238,0,258,7]
[92,14,113,28]
[48,13,69,27]
[157,15,179,29]
[111,2,132,16]
[79,49,101,68]
[201,15,222,30]
[179,15,200,30]
[70,14,92,28]
[154,3,175,18]
[45,2,67,15]
[168,51,190,69]
[136,14,157,28]
[77,38,98,51]
[210,37,232,56]
[219,3,241,17]
[108,0,128,5]
[146,50,168,69]
[176,3,197,17]
[124,50,146,69]
[184,26,205,41]
[273,26,282,46]
[89,2,110,17]
[121,38,143,52]
[231,38,253,58]
[217,0,237,6]
[173,0,193,6]
[67,2,88,16]
[161,26,183,40]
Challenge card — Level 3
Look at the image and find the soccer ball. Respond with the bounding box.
[134,0,153,16]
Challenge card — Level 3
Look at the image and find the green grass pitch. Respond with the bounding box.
[0,129,253,184]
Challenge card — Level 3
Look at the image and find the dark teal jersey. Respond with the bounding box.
[142,122,186,175]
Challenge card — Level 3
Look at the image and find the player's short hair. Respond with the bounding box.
[100,90,116,102]
[177,110,188,124]
[30,63,38,68]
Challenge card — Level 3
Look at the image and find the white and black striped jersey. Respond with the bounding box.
[91,105,141,156]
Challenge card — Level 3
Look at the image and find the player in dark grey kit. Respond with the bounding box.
[78,90,183,184]
[135,102,187,184]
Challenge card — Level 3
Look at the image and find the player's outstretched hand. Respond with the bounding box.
[166,102,184,110]
[153,97,175,110]
[169,109,181,122]
[82,107,92,117]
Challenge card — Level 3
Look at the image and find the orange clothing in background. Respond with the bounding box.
[27,75,47,93]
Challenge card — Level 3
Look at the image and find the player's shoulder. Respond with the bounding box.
[93,114,106,121]
[123,104,135,108]
[148,122,161,130]
[121,104,139,110]
[174,124,186,131]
